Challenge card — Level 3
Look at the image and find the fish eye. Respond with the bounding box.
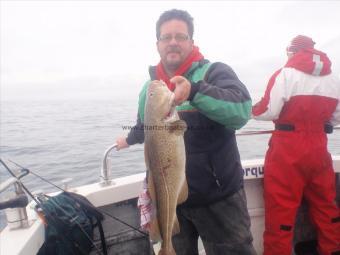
[149,92,154,97]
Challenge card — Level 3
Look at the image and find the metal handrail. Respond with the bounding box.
[0,159,30,229]
[0,177,18,194]
[100,143,117,186]
[237,126,340,136]
[99,126,339,185]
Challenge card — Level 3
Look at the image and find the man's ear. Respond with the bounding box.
[156,41,160,53]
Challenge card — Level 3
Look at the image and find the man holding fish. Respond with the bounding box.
[116,9,256,255]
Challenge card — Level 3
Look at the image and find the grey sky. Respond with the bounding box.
[1,1,340,100]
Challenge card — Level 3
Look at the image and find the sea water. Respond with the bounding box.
[1,99,339,229]
[1,98,339,191]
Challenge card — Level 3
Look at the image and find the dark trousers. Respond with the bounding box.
[173,188,257,255]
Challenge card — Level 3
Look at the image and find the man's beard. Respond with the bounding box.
[165,61,181,72]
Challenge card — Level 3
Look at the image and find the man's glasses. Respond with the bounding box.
[158,33,190,43]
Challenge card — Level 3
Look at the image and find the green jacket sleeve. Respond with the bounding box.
[188,62,252,130]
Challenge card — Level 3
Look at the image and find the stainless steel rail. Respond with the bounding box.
[0,160,30,229]
[99,126,340,185]
[100,143,117,186]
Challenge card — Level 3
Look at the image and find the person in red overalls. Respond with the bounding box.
[252,35,340,255]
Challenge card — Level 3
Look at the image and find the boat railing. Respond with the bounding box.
[0,160,30,230]
[100,143,117,186]
[99,126,339,186]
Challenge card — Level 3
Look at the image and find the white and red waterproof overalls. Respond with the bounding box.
[253,48,340,255]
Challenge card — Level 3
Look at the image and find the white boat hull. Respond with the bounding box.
[1,155,340,255]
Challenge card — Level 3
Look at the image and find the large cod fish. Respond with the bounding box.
[144,80,188,255]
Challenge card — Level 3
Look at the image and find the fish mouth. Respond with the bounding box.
[163,93,177,123]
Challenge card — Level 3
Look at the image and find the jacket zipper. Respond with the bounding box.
[208,164,222,188]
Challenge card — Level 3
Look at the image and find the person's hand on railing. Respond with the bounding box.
[115,136,129,151]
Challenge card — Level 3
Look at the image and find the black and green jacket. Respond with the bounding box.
[127,59,252,206]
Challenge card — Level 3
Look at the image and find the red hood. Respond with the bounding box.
[285,49,332,76]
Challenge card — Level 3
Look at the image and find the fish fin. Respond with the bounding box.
[168,120,187,136]
[172,215,180,236]
[149,219,162,242]
[177,179,188,205]
[147,171,162,242]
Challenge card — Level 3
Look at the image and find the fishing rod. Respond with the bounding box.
[1,159,106,255]
[6,159,148,238]
[236,130,273,136]
[0,158,40,205]
[236,126,340,136]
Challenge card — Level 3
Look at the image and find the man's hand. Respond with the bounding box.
[170,76,191,105]
[115,136,129,151]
